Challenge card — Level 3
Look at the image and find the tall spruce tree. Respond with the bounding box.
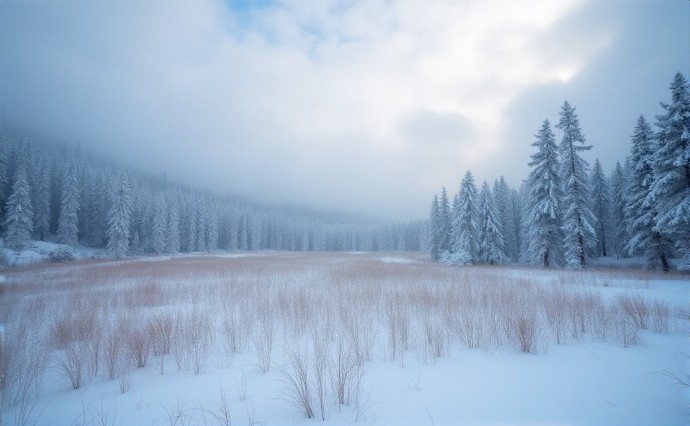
[438,187,452,255]
[626,115,672,271]
[557,101,596,268]
[478,181,504,264]
[150,195,166,255]
[57,158,80,246]
[590,159,610,257]
[526,120,562,267]
[428,195,441,261]
[450,171,479,264]
[106,171,132,258]
[33,157,51,241]
[649,72,690,272]
[609,161,627,258]
[4,165,33,250]
[493,176,518,262]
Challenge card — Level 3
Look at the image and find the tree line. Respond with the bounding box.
[0,135,423,258]
[428,72,689,272]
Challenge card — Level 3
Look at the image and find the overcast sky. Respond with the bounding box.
[0,0,687,221]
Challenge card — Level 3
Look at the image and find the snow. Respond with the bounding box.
[1,252,688,425]
[0,239,100,266]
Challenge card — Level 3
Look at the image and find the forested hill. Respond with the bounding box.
[0,133,424,257]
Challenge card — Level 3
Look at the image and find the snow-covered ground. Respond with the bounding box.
[0,252,687,425]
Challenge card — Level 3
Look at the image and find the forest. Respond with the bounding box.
[428,72,690,272]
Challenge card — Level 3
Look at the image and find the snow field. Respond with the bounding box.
[0,252,687,425]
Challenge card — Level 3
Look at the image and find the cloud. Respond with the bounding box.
[0,0,686,220]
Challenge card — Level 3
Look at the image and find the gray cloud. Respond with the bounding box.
[0,0,687,221]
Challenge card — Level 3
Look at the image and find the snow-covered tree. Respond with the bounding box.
[106,171,132,258]
[589,159,610,257]
[150,196,166,255]
[478,181,504,264]
[207,206,219,251]
[609,161,628,258]
[493,176,518,262]
[525,120,562,267]
[33,157,51,241]
[57,158,80,246]
[626,115,672,271]
[438,187,452,255]
[649,72,690,272]
[450,171,479,264]
[428,195,441,261]
[166,203,181,254]
[3,165,33,250]
[557,101,596,268]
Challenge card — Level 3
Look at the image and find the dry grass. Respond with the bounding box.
[0,252,682,422]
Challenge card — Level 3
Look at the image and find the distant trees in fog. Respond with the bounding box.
[0,135,423,257]
[429,72,690,272]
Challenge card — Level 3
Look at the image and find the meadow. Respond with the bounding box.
[0,252,687,425]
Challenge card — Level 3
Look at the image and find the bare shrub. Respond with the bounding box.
[103,321,124,381]
[59,342,85,389]
[618,294,649,330]
[330,336,364,409]
[612,308,641,348]
[148,312,175,375]
[0,323,50,407]
[172,309,214,375]
[204,387,232,426]
[125,323,150,369]
[117,362,132,393]
[252,304,274,373]
[651,299,670,333]
[277,348,314,419]
[512,312,539,354]
[541,289,568,344]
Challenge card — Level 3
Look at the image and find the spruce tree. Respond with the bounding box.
[33,157,51,241]
[106,171,132,258]
[150,196,166,255]
[478,181,504,264]
[438,187,452,255]
[3,165,33,250]
[626,115,672,271]
[609,161,628,258]
[493,176,518,262]
[57,158,80,246]
[649,72,690,272]
[166,204,181,254]
[526,120,561,267]
[557,101,596,268]
[450,171,479,264]
[590,159,610,257]
[428,195,441,261]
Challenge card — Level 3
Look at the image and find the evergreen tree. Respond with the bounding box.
[557,101,596,268]
[493,176,518,262]
[478,181,504,264]
[33,157,51,241]
[609,161,628,258]
[450,171,479,264]
[589,159,610,257]
[428,195,441,261]
[525,120,562,267]
[207,206,219,251]
[106,171,132,258]
[438,187,452,255]
[150,196,166,255]
[649,72,690,272]
[57,158,80,246]
[626,115,672,271]
[166,203,181,254]
[0,133,9,227]
[3,165,33,250]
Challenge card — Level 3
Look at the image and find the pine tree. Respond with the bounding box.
[106,171,132,258]
[166,203,181,254]
[3,165,33,250]
[428,195,442,261]
[450,171,479,264]
[438,187,452,255]
[557,101,597,268]
[589,159,610,257]
[478,181,504,264]
[33,157,51,241]
[626,115,672,271]
[609,161,628,258]
[57,158,80,246]
[493,176,517,262]
[207,207,219,251]
[150,196,166,255]
[649,72,690,272]
[526,120,562,267]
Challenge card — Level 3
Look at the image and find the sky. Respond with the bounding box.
[0,0,688,221]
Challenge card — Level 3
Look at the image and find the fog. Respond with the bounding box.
[1,0,687,221]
